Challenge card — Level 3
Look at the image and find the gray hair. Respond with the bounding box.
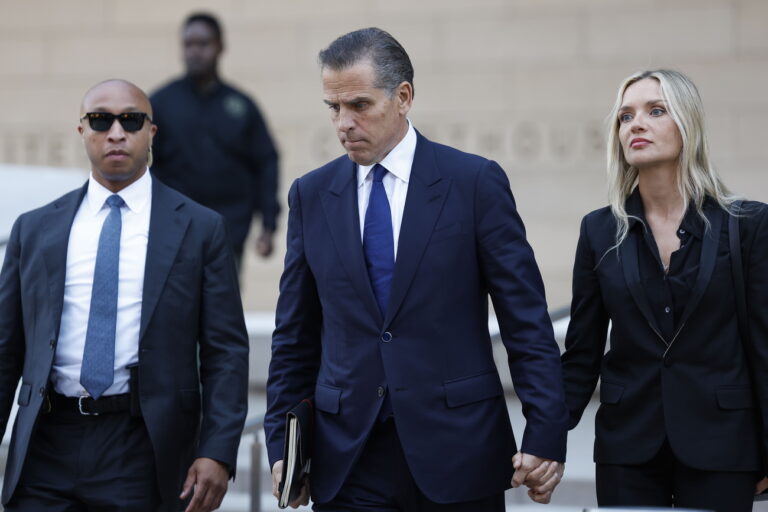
[318,27,414,97]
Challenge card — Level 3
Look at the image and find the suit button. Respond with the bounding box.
[49,339,56,349]
[381,332,392,343]
[663,358,673,368]
[38,387,46,397]
[377,386,385,398]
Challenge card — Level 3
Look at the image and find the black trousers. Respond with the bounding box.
[313,418,505,512]
[5,408,161,512]
[596,439,758,512]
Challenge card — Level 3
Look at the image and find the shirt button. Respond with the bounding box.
[664,306,671,314]
[377,386,385,398]
[381,332,393,343]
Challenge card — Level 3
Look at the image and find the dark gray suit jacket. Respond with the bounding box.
[0,176,249,510]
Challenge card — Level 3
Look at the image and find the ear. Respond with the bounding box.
[396,81,413,116]
[147,123,157,147]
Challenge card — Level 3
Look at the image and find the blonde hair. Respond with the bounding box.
[606,69,736,248]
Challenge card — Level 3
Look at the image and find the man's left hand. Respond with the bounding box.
[181,457,230,512]
[511,451,564,504]
[256,229,274,258]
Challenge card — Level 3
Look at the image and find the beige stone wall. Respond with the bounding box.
[1,0,767,311]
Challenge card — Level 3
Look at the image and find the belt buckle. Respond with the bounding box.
[78,396,99,416]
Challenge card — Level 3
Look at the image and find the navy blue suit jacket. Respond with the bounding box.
[265,133,568,504]
[0,176,250,510]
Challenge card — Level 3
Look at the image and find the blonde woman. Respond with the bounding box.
[561,69,768,511]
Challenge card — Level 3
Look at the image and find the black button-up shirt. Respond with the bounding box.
[150,77,280,252]
[625,189,704,341]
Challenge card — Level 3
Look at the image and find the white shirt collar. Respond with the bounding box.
[357,120,416,187]
[85,168,152,215]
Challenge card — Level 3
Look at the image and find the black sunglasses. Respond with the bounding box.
[80,112,152,132]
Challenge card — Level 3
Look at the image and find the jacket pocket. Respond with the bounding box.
[17,382,31,406]
[444,371,503,408]
[179,388,201,411]
[716,386,755,410]
[314,384,342,414]
[599,381,624,405]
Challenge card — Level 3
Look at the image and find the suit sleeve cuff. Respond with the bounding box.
[520,422,568,462]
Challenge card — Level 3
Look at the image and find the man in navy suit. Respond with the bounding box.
[265,28,568,511]
[0,79,249,512]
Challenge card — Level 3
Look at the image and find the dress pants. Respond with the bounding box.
[313,418,505,512]
[596,439,757,512]
[5,406,160,512]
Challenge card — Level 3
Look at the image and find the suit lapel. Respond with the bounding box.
[139,179,190,341]
[384,136,450,327]
[319,159,383,326]
[620,227,667,344]
[673,204,722,337]
[41,183,88,339]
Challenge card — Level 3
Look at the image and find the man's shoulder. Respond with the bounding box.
[152,175,223,221]
[149,77,186,102]
[416,133,492,174]
[296,154,352,187]
[215,81,262,115]
[19,185,85,221]
[417,134,499,182]
[422,136,488,164]
[9,185,85,239]
[217,80,253,99]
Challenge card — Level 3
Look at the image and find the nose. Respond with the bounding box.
[629,113,647,133]
[106,118,127,142]
[336,107,355,133]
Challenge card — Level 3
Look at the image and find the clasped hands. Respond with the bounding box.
[511,452,564,504]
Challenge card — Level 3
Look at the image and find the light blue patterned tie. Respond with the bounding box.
[80,194,124,399]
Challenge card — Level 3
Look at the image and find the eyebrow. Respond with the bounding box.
[323,96,371,106]
[618,99,666,111]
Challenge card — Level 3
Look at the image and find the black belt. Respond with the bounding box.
[48,392,131,416]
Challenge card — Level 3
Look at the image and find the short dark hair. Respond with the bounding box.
[183,12,223,42]
[318,27,414,97]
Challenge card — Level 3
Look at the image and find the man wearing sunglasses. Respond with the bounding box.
[0,79,249,512]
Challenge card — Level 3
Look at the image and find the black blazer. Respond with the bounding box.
[562,197,768,472]
[0,177,250,510]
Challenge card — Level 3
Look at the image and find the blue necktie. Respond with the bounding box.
[80,194,124,399]
[363,164,394,315]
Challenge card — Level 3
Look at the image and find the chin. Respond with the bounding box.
[99,165,145,184]
[346,152,374,166]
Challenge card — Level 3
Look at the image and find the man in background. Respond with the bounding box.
[151,12,280,267]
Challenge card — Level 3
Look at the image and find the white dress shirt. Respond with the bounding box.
[357,120,417,258]
[51,170,152,397]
